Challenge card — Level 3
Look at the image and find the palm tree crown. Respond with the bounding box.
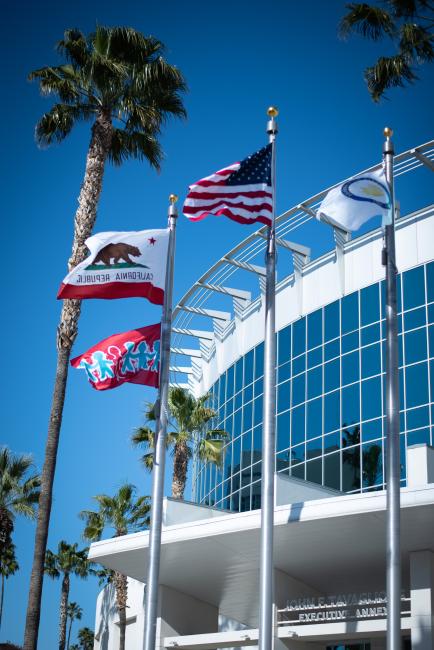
[340,0,434,100]
[77,627,94,650]
[132,387,227,499]
[29,26,187,167]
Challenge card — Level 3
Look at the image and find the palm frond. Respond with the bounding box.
[108,128,162,168]
[35,103,95,146]
[399,22,434,60]
[340,3,396,39]
[365,53,418,99]
[56,28,88,67]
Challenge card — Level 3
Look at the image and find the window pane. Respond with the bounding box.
[342,292,359,334]
[277,380,291,413]
[307,439,322,460]
[277,410,291,451]
[342,331,359,354]
[361,284,380,326]
[254,396,262,426]
[324,431,340,454]
[308,310,322,349]
[362,343,381,378]
[243,402,253,431]
[324,338,340,361]
[342,351,359,385]
[429,325,434,359]
[306,458,322,484]
[403,266,425,311]
[324,390,340,433]
[362,441,383,487]
[361,323,381,346]
[427,262,434,303]
[406,405,429,431]
[293,319,306,357]
[407,428,430,447]
[235,359,243,393]
[324,453,340,490]
[291,405,305,445]
[405,328,427,365]
[342,445,361,491]
[278,326,291,365]
[404,307,426,331]
[291,443,305,464]
[325,359,340,393]
[362,418,382,442]
[253,425,262,456]
[255,342,264,378]
[405,362,429,408]
[308,346,322,368]
[244,349,254,385]
[307,366,322,399]
[227,365,234,398]
[292,373,306,406]
[342,383,360,426]
[362,376,382,421]
[324,300,340,342]
[243,383,253,404]
[279,362,291,384]
[307,398,322,440]
[292,353,306,375]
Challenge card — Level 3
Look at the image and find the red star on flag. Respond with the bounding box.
[148,237,156,245]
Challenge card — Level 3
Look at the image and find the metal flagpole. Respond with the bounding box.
[382,127,401,650]
[258,106,278,650]
[144,194,178,650]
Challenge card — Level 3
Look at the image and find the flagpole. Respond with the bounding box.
[258,106,278,650]
[383,127,401,650]
[144,194,178,650]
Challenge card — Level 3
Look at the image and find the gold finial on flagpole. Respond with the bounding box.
[267,106,279,117]
[169,193,178,204]
[384,127,393,138]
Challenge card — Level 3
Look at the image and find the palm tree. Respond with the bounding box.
[339,0,434,101]
[24,27,186,650]
[77,627,94,650]
[44,542,91,650]
[132,387,227,499]
[66,602,82,650]
[80,484,150,650]
[0,542,18,629]
[0,448,40,561]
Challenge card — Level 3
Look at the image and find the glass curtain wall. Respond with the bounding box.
[195,261,434,512]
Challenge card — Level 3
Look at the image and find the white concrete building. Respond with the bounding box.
[90,141,434,649]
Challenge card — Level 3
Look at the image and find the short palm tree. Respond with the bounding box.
[132,387,227,499]
[0,542,19,629]
[44,542,91,650]
[80,484,150,650]
[77,627,94,650]
[0,448,40,561]
[66,602,82,650]
[24,26,186,650]
[340,0,434,100]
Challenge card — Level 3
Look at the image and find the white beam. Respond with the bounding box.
[413,148,434,172]
[178,305,231,321]
[172,328,214,341]
[170,347,202,358]
[170,366,194,375]
[222,257,266,276]
[197,282,251,301]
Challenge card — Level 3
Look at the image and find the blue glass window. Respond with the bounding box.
[429,304,434,324]
[253,425,262,453]
[427,262,434,303]
[277,380,291,413]
[404,307,426,331]
[361,323,381,346]
[429,325,434,359]
[308,346,322,367]
[243,402,253,431]
[243,383,253,403]
[324,453,340,490]
[254,377,264,398]
[291,444,305,464]
[342,444,361,491]
[234,410,242,438]
[324,431,340,454]
[362,418,382,442]
[342,331,359,354]
[227,365,234,398]
[308,310,322,349]
[362,343,381,378]
[234,391,242,410]
[362,377,382,421]
[254,396,263,426]
[342,292,359,334]
[361,284,380,326]
[307,398,322,440]
[255,342,264,378]
[235,359,243,393]
[324,390,340,433]
[292,353,306,375]
[307,366,322,399]
[405,328,427,365]
[407,406,429,431]
[403,266,425,311]
[307,439,322,459]
[324,300,340,342]
[278,326,291,365]
[342,351,359,385]
[292,373,305,406]
[324,338,340,361]
[362,442,383,487]
[407,428,431,447]
[293,318,306,357]
[277,410,291,451]
[220,373,227,404]
[342,383,360,426]
[279,362,291,383]
[244,349,254,385]
[405,362,429,408]
[291,405,305,445]
[325,359,340,393]
[306,458,322,484]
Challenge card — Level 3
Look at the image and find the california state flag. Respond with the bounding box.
[58,228,169,304]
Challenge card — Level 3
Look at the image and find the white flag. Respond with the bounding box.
[58,228,169,305]
[318,168,391,232]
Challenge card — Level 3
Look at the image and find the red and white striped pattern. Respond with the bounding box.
[183,162,273,227]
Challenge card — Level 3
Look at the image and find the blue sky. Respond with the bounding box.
[1,0,433,646]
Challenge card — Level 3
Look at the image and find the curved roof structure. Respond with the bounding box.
[170,140,434,392]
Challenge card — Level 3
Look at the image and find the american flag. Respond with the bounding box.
[183,144,273,227]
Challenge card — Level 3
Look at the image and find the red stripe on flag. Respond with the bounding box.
[186,190,272,200]
[187,208,272,227]
[184,202,272,215]
[57,282,164,305]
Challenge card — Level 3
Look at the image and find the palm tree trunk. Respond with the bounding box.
[59,573,70,650]
[23,109,113,650]
[171,440,189,499]
[66,616,73,650]
[113,571,128,650]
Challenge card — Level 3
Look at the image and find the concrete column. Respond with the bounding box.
[410,550,434,650]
